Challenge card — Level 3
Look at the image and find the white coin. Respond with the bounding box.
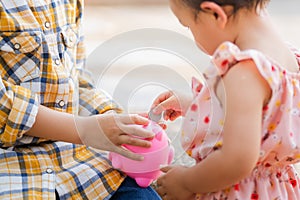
[148,109,163,123]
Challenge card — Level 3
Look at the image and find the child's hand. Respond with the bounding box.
[151,91,193,121]
[156,165,195,200]
[136,112,168,130]
[76,113,155,161]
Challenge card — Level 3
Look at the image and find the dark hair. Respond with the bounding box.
[182,0,270,14]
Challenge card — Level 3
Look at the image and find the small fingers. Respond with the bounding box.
[151,91,173,109]
[160,165,173,173]
[114,146,144,161]
[164,110,181,121]
[121,114,150,126]
[151,104,166,116]
[120,134,152,148]
[158,122,167,130]
[122,124,155,138]
[169,111,181,121]
[162,194,169,200]
[136,112,148,118]
[155,179,167,199]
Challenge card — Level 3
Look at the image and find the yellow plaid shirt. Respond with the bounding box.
[0,0,125,199]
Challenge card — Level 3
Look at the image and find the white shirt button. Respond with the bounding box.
[54,59,60,66]
[46,168,53,174]
[44,21,51,29]
[14,43,21,50]
[58,100,65,108]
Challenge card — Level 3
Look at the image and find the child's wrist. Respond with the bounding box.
[180,166,195,194]
[74,115,90,145]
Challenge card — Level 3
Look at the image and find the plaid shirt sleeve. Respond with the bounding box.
[0,78,39,147]
[0,30,41,147]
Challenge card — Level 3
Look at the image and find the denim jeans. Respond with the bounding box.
[110,177,162,200]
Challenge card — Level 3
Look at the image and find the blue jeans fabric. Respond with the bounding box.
[110,177,162,200]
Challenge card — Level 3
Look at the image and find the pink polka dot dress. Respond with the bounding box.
[181,42,300,199]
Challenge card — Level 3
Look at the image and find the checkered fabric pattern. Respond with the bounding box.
[0,0,125,199]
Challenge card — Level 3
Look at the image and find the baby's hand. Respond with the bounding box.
[156,165,196,200]
[134,112,168,130]
[151,91,193,121]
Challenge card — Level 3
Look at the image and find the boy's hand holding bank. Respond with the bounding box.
[109,121,174,188]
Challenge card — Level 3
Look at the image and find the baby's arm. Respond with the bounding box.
[157,60,271,197]
[182,60,271,193]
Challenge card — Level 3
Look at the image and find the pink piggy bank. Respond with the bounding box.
[109,121,174,188]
